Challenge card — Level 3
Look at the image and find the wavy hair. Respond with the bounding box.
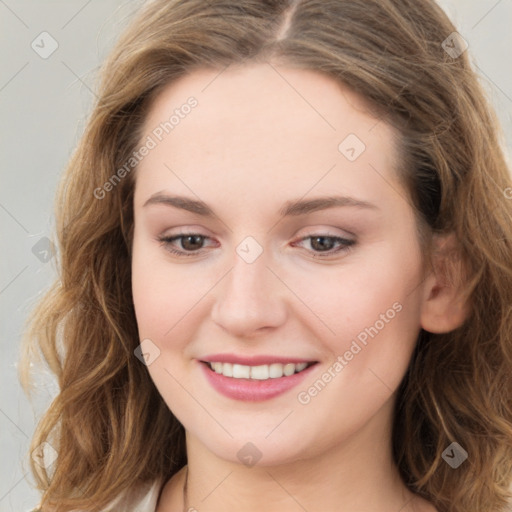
[20,0,512,510]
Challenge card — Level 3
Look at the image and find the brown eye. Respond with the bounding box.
[157,233,214,257]
[294,235,356,258]
[179,235,205,251]
[309,236,337,252]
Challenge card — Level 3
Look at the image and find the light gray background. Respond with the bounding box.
[1,1,511,510]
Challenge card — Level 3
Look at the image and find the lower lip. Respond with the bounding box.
[199,361,317,401]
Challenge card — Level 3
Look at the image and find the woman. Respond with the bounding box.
[21,0,512,511]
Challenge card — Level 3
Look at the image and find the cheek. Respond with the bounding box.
[290,243,423,412]
[131,248,169,340]
[287,263,422,454]
[131,232,209,341]
[285,239,422,344]
[131,240,209,412]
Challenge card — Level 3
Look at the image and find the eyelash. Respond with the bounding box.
[157,233,356,259]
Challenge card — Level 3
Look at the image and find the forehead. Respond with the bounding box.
[142,62,391,146]
[135,63,402,211]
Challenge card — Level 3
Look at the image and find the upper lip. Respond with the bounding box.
[200,354,318,366]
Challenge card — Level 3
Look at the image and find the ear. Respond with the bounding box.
[420,232,471,334]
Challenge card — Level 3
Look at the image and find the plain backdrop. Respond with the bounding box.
[1,1,511,510]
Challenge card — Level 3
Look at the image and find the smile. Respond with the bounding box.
[198,357,319,401]
[206,361,313,380]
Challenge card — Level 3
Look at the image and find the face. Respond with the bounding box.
[131,63,427,465]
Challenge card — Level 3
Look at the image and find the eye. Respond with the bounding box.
[156,233,355,259]
[157,233,216,257]
[293,235,355,258]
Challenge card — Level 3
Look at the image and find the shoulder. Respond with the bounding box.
[27,479,164,512]
[107,478,165,511]
[156,466,188,510]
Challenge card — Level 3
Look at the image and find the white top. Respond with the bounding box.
[29,479,164,512]
[103,479,164,511]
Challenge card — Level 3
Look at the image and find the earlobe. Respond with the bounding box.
[419,233,471,334]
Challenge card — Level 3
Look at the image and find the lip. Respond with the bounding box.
[200,353,316,366]
[198,358,318,402]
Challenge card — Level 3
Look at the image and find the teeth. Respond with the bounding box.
[250,364,269,380]
[223,362,233,377]
[232,364,250,378]
[296,362,308,372]
[269,363,283,378]
[208,361,311,380]
[283,363,295,376]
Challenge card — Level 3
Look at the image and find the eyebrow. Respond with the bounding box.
[142,192,379,217]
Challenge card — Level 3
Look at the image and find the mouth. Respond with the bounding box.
[200,360,317,380]
[198,356,319,401]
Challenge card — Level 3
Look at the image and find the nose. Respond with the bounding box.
[210,244,287,338]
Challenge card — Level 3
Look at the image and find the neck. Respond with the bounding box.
[175,399,426,512]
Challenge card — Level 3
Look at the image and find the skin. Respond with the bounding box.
[131,62,468,512]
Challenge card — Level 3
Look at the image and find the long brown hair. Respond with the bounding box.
[20,1,512,510]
